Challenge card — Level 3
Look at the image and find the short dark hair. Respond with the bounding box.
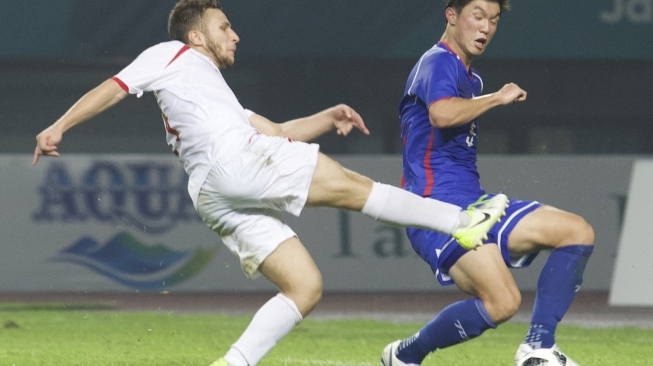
[168,0,222,43]
[445,0,511,14]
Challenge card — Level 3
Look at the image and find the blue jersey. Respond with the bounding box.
[400,43,544,286]
[400,42,484,204]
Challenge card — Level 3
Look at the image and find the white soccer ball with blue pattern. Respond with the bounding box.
[517,348,568,366]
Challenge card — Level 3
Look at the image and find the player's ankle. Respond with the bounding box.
[224,350,248,366]
[458,211,471,229]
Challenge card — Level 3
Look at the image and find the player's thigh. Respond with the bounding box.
[305,152,373,211]
[258,236,323,316]
[449,244,518,299]
[449,244,520,322]
[508,205,595,255]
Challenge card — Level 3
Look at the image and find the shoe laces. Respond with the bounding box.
[466,194,491,211]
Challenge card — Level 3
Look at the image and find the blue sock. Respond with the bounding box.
[525,245,593,349]
[396,298,496,364]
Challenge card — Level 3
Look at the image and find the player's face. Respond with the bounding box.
[201,9,240,69]
[449,0,500,61]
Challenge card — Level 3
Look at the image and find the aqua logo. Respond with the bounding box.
[50,232,218,291]
[33,161,201,234]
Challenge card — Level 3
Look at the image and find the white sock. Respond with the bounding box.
[361,182,462,234]
[224,293,303,366]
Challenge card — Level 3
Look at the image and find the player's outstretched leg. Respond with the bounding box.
[453,194,509,250]
[307,153,507,244]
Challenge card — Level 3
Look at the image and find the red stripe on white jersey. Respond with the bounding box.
[166,45,191,68]
[161,113,181,157]
[111,76,129,93]
[161,113,180,141]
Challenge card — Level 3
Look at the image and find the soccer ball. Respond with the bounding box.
[517,348,568,366]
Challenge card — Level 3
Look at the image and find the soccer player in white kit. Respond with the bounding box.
[32,1,509,365]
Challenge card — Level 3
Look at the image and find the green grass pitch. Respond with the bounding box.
[1,303,652,365]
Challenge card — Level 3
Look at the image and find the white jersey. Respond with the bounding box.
[113,40,258,208]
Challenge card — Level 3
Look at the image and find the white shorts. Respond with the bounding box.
[196,133,320,278]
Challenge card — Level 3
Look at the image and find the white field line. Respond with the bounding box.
[277,357,377,366]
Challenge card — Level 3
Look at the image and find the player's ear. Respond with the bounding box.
[445,7,457,25]
[187,29,205,47]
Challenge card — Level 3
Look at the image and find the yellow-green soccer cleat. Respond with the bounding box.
[452,194,509,250]
[208,358,228,366]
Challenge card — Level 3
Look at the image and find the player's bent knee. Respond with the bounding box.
[565,215,595,246]
[302,272,323,303]
[284,261,323,310]
[286,274,322,316]
[483,287,521,324]
[578,219,595,245]
[491,300,521,324]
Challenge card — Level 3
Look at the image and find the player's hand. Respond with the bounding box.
[33,126,63,166]
[330,104,370,137]
[496,83,527,105]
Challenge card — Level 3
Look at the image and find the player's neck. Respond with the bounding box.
[439,36,472,70]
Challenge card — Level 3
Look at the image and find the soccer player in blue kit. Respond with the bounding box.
[380,1,595,365]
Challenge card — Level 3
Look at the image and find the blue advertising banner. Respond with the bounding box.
[0,154,637,292]
[1,0,650,59]
[1,155,226,292]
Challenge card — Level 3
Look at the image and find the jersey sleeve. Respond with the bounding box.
[411,53,459,108]
[112,42,187,98]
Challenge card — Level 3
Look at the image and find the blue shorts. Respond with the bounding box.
[407,194,542,286]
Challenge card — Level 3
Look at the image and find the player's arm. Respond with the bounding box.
[33,78,128,165]
[248,104,370,142]
[428,82,527,128]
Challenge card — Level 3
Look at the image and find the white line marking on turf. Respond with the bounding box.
[279,357,376,366]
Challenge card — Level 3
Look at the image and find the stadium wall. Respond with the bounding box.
[2,0,652,59]
[0,154,637,293]
[4,58,653,156]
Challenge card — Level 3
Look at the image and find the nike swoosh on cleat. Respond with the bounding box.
[472,213,491,227]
